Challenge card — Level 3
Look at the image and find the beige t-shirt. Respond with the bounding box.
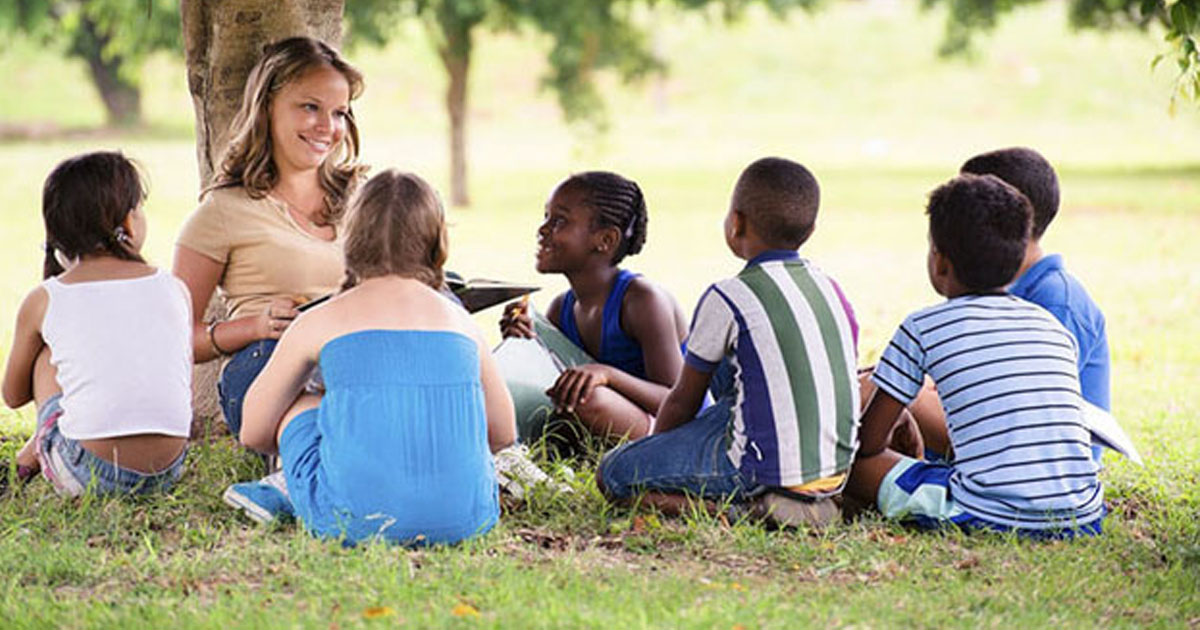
[177,186,345,320]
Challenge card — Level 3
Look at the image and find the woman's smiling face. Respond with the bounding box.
[269,64,351,176]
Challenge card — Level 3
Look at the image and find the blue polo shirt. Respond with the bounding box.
[1009,254,1110,413]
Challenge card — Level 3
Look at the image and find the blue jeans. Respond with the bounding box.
[219,339,277,436]
[599,358,752,501]
[35,394,187,497]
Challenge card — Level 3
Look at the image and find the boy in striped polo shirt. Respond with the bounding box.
[845,173,1104,537]
[598,157,860,525]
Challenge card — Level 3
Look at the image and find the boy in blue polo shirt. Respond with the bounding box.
[846,173,1104,537]
[597,157,860,526]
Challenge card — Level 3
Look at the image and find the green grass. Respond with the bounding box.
[1,2,1199,628]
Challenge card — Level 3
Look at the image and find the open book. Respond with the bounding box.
[444,272,539,314]
[296,273,539,315]
[1080,401,1143,466]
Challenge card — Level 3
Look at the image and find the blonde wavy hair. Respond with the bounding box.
[213,36,368,224]
[343,170,448,290]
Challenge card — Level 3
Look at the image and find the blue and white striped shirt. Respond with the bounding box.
[872,294,1104,531]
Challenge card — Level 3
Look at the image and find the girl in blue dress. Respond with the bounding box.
[237,170,516,545]
[500,171,689,442]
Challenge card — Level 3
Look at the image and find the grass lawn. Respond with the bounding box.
[1,3,1198,628]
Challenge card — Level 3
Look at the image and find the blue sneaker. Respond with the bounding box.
[222,471,295,524]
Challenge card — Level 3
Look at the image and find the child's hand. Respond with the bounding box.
[546,364,611,413]
[256,297,300,340]
[499,297,534,339]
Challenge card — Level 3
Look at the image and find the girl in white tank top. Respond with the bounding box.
[2,151,192,497]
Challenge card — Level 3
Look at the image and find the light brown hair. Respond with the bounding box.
[213,36,367,224]
[343,170,448,289]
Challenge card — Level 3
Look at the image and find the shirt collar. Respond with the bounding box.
[1009,254,1063,296]
[745,249,800,269]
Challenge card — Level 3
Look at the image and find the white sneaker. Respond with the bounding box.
[493,444,572,499]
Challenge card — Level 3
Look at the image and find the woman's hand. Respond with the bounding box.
[546,363,612,413]
[256,297,300,340]
[499,298,534,339]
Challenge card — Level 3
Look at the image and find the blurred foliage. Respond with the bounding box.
[344,0,822,129]
[925,0,1200,109]
[0,0,180,125]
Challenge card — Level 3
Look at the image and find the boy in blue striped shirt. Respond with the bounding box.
[846,173,1104,537]
[598,157,860,526]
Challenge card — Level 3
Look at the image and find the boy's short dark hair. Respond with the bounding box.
[927,174,1032,292]
[732,157,819,250]
[960,147,1058,239]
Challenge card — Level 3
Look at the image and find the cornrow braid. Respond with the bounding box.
[567,171,648,265]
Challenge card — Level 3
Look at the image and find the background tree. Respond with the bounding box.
[927,0,1199,109]
[345,0,821,207]
[0,0,179,126]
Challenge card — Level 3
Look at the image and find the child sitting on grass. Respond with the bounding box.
[597,157,860,527]
[845,173,1104,538]
[2,151,192,496]
[902,148,1112,464]
[231,170,516,545]
[499,171,689,444]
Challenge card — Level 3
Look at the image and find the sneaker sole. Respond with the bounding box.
[752,494,840,529]
[222,486,275,525]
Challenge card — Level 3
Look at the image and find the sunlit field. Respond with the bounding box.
[0,3,1197,627]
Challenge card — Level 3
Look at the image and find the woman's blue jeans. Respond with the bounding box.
[218,339,277,437]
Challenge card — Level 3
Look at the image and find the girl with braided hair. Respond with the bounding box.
[500,171,689,444]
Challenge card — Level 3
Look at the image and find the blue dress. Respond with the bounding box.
[559,269,647,379]
[280,330,498,546]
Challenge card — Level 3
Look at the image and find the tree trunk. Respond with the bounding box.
[72,14,142,127]
[444,51,470,207]
[433,11,477,208]
[180,0,344,435]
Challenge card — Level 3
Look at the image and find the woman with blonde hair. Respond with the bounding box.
[174,36,368,437]
[233,170,516,545]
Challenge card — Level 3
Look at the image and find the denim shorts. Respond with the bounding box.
[34,394,187,497]
[218,339,277,436]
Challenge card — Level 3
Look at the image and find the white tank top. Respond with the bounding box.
[41,269,193,439]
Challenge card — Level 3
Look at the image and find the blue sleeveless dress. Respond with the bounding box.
[559,269,647,379]
[280,330,498,546]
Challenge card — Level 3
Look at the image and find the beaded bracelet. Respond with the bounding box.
[207,320,232,357]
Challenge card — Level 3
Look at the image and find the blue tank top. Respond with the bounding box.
[304,330,498,546]
[559,269,647,379]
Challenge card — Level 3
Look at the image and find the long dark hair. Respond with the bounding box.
[42,151,147,279]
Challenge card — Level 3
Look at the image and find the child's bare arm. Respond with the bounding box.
[2,288,48,409]
[240,315,318,454]
[857,388,907,457]
[476,334,517,453]
[653,364,711,435]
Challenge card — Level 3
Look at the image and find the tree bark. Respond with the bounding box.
[444,50,470,207]
[73,14,142,127]
[180,0,344,434]
[433,11,477,208]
